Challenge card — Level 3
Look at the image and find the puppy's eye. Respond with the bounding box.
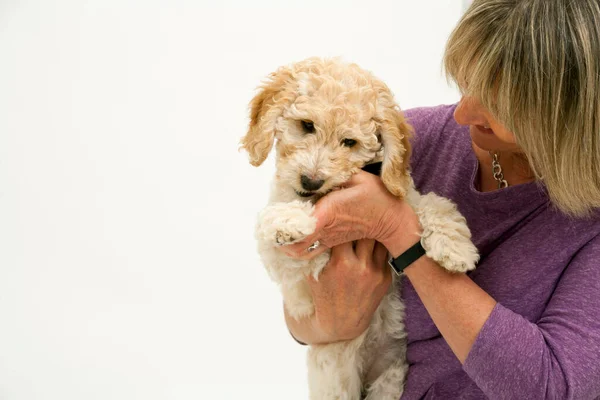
[342,138,357,148]
[301,120,315,134]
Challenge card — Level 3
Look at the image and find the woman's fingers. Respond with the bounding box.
[339,170,372,188]
[279,198,335,260]
[355,239,376,261]
[306,242,355,287]
[355,239,389,271]
[282,238,329,260]
[373,241,389,270]
[279,171,385,260]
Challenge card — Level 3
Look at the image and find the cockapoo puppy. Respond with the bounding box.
[241,58,478,400]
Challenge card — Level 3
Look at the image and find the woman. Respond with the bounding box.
[282,0,600,398]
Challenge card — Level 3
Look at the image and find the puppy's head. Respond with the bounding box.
[241,58,412,199]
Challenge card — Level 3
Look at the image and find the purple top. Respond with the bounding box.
[400,104,600,399]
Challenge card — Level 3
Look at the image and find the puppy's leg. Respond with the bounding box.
[413,192,479,273]
[284,252,330,321]
[362,286,407,400]
[307,336,365,400]
[282,280,313,320]
[257,200,317,246]
[364,358,407,400]
[255,200,317,283]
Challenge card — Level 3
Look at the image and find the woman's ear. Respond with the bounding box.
[240,67,292,166]
[378,107,412,198]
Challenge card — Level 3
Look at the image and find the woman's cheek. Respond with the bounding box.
[492,124,518,144]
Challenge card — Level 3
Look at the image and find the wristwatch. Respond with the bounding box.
[387,241,426,275]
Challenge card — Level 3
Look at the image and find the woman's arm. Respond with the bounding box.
[395,250,497,363]
[459,238,600,399]
[387,226,600,398]
[284,171,600,398]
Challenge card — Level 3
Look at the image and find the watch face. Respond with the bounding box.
[388,257,402,276]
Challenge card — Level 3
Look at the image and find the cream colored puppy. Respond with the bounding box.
[241,58,478,400]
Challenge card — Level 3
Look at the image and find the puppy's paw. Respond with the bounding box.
[449,237,479,273]
[416,193,479,273]
[421,234,479,273]
[285,297,315,320]
[275,227,306,246]
[257,200,317,247]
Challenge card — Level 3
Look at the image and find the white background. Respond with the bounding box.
[0,1,464,399]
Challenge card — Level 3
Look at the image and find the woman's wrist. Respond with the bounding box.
[379,201,423,258]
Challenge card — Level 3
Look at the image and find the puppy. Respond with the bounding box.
[241,58,478,400]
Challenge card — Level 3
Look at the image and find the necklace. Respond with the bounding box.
[490,152,509,189]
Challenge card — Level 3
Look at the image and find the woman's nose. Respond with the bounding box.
[454,97,489,127]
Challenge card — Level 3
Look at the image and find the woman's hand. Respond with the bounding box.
[283,171,422,344]
[283,170,422,260]
[285,239,392,344]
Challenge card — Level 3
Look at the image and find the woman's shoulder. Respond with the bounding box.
[403,103,458,128]
[403,103,461,138]
[402,103,471,187]
[546,207,600,251]
[402,103,468,170]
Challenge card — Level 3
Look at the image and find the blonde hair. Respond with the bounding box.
[444,0,600,216]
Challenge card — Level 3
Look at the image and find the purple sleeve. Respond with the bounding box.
[463,237,600,399]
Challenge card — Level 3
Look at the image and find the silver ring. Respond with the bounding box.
[307,241,320,252]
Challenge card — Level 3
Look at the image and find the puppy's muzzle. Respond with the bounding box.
[300,175,325,191]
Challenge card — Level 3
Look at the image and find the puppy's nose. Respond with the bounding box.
[301,175,325,191]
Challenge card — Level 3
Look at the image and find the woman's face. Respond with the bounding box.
[454,96,521,153]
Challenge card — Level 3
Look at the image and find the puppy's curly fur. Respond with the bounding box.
[242,58,479,400]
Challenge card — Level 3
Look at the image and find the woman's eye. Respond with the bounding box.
[342,138,357,148]
[301,120,315,134]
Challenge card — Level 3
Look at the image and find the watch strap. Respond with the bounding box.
[387,240,426,275]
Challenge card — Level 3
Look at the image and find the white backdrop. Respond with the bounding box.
[0,1,462,399]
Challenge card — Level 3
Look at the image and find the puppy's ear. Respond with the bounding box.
[240,67,292,166]
[378,107,412,198]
